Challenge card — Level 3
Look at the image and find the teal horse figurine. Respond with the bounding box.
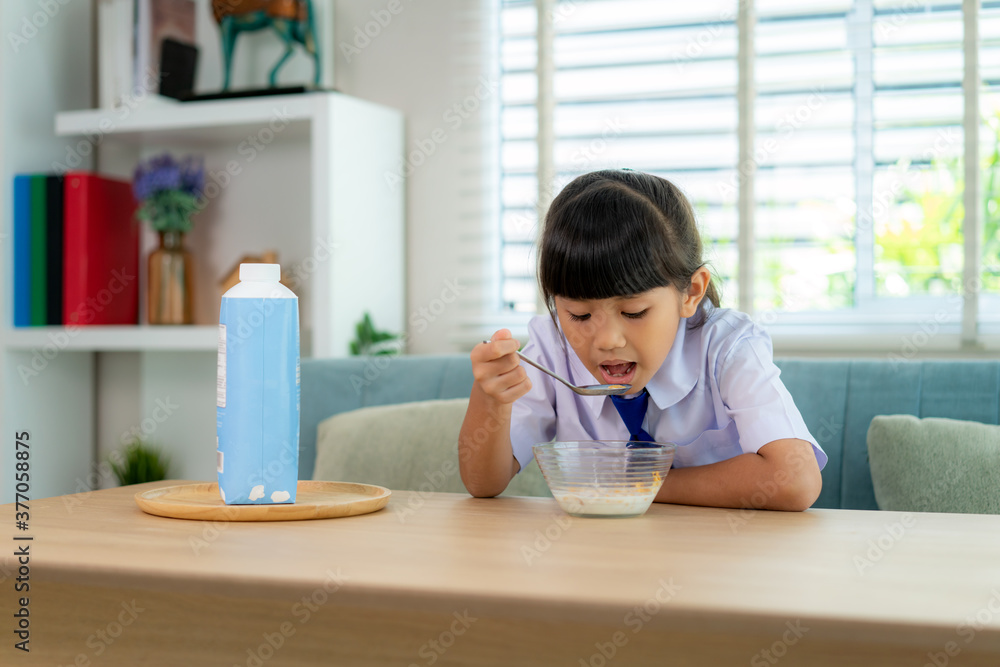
[212,0,320,91]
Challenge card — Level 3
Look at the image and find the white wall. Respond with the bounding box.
[0,0,97,500]
[331,0,490,354]
[194,0,485,354]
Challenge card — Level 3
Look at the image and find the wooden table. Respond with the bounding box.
[2,481,1000,666]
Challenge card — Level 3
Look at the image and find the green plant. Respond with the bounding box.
[132,153,205,233]
[349,312,401,356]
[110,441,170,486]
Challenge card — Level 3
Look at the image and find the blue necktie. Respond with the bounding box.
[610,389,653,443]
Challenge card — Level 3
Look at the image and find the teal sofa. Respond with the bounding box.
[300,356,1000,510]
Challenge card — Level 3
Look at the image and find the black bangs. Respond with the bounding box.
[539,169,722,327]
[540,177,671,302]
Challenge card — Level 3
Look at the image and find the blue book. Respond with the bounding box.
[13,175,32,327]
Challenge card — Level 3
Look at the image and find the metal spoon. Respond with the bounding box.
[483,341,631,396]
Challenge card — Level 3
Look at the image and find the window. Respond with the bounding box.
[981,1,1000,330]
[754,0,855,315]
[497,0,999,347]
[500,0,741,311]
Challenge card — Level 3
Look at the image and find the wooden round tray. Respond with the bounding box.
[135,480,391,522]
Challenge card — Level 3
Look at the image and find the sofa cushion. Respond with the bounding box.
[313,398,550,498]
[867,415,1000,514]
[300,355,474,481]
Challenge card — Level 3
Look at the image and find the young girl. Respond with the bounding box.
[458,169,826,511]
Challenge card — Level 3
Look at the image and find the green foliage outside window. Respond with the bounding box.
[984,114,1000,292]
[745,111,1000,310]
[877,112,1000,298]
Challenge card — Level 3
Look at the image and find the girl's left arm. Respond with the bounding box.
[654,438,822,511]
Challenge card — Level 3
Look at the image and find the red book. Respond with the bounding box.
[63,172,140,325]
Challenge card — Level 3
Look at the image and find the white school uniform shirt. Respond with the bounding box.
[510,308,828,472]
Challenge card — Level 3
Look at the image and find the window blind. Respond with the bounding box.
[497,0,998,346]
[500,0,741,313]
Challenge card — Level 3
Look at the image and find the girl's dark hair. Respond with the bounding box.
[539,169,721,326]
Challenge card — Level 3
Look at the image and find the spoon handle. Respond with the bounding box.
[481,340,578,392]
[515,350,578,391]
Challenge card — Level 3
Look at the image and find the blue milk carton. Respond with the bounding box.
[216,263,300,504]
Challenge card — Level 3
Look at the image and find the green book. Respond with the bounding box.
[29,175,47,326]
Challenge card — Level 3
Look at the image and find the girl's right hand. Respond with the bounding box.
[471,329,532,405]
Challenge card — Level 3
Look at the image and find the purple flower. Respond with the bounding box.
[133,153,203,202]
[178,155,205,196]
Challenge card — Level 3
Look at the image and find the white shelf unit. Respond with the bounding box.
[2,76,403,499]
[4,326,219,351]
[51,91,404,358]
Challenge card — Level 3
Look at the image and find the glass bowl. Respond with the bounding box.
[532,441,676,518]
